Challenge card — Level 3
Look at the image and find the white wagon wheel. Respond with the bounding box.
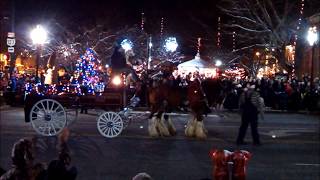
[97,112,123,138]
[29,99,67,136]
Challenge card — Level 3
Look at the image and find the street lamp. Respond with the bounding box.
[30,25,47,82]
[307,26,318,86]
[164,37,178,52]
[215,60,222,67]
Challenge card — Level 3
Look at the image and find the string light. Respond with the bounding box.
[292,0,305,77]
[160,17,164,37]
[217,17,221,48]
[197,37,201,55]
[232,31,236,52]
[141,12,145,31]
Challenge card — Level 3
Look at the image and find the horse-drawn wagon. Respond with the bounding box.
[24,75,136,138]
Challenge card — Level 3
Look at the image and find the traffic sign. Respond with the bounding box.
[7,38,16,46]
[8,47,14,53]
[7,32,15,38]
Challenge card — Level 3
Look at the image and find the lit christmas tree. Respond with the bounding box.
[73,48,102,94]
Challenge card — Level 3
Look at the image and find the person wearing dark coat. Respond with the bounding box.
[236,84,263,146]
[110,40,139,82]
[46,152,77,180]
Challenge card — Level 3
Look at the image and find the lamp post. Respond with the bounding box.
[307,26,318,87]
[30,25,47,83]
[147,36,152,70]
[254,51,261,77]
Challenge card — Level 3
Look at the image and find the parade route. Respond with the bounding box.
[1,108,319,180]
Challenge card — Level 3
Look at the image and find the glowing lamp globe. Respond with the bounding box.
[215,60,222,67]
[30,25,48,45]
[112,76,122,86]
[307,26,318,46]
[164,37,178,52]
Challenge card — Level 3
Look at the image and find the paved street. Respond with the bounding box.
[0,107,319,180]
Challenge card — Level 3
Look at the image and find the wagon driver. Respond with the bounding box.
[110,38,141,107]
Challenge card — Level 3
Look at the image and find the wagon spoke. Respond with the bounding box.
[46,100,49,112]
[104,127,110,135]
[50,123,57,134]
[50,101,55,111]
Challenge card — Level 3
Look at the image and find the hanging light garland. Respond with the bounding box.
[292,0,305,77]
[141,12,145,31]
[160,17,164,37]
[197,37,202,55]
[217,17,221,48]
[232,31,236,52]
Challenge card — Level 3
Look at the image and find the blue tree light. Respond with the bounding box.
[73,48,101,94]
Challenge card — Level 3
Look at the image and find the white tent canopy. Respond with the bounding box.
[177,53,215,69]
[177,53,217,78]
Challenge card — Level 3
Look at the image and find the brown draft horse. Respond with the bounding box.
[147,75,210,139]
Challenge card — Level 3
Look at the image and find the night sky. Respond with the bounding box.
[1,0,319,56]
[2,0,220,55]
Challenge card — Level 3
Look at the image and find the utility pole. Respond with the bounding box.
[8,0,15,77]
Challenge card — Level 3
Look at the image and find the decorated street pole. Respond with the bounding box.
[307,26,318,87]
[30,25,47,83]
[147,36,152,70]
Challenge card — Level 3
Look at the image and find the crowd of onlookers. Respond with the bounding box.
[167,72,320,112]
[218,75,320,112]
[0,71,38,106]
[1,69,319,112]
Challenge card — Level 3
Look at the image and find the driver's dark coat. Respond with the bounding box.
[110,47,126,69]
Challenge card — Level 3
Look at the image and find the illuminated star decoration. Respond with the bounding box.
[120,39,133,52]
[164,37,178,52]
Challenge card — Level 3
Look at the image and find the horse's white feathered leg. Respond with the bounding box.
[148,117,159,137]
[157,116,170,137]
[166,116,177,136]
[185,117,196,137]
[195,120,207,140]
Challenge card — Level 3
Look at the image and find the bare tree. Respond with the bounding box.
[218,0,311,74]
[16,20,149,69]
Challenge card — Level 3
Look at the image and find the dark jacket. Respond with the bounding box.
[110,47,126,69]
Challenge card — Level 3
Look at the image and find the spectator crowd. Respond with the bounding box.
[1,68,319,112]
